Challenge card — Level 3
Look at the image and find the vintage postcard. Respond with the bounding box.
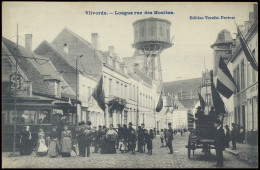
[2,1,258,168]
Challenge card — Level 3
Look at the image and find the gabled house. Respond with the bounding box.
[2,36,78,151]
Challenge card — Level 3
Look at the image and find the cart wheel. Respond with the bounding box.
[188,141,191,159]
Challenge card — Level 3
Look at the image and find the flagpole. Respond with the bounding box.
[12,23,19,157]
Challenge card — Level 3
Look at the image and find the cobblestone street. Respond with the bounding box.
[2,133,254,168]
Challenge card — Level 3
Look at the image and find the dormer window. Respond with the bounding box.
[63,43,68,53]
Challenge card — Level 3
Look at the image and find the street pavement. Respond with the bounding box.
[2,133,254,168]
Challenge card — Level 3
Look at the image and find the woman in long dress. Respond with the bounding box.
[20,126,32,156]
[105,124,118,154]
[60,125,72,157]
[49,127,60,158]
[36,128,48,156]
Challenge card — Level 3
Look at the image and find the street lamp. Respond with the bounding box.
[76,55,83,125]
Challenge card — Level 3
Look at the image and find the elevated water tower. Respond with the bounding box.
[132,17,172,92]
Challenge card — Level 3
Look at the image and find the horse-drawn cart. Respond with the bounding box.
[186,125,216,159]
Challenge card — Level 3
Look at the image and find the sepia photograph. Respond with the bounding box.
[2,1,258,168]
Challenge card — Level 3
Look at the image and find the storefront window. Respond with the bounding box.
[38,110,51,124]
[16,110,37,124]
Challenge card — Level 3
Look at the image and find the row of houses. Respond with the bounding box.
[2,26,167,150]
[197,4,258,145]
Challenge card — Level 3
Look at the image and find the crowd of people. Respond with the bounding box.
[19,121,177,158]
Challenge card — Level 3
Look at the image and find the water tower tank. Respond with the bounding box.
[132,17,172,53]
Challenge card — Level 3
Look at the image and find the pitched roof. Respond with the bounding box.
[134,67,152,86]
[163,77,201,98]
[178,98,199,109]
[2,37,50,95]
[211,29,233,48]
[54,28,106,64]
[2,37,76,100]
[34,40,79,93]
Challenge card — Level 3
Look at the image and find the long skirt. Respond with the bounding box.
[20,141,32,155]
[106,140,116,154]
[36,139,48,156]
[61,137,72,157]
[49,139,60,157]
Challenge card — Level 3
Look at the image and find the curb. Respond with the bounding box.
[224,149,258,167]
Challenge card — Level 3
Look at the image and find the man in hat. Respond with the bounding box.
[138,123,146,153]
[166,123,174,154]
[76,121,86,156]
[127,122,134,151]
[116,124,123,149]
[231,123,238,150]
[214,119,225,167]
[83,124,92,157]
[208,107,217,126]
[224,125,231,148]
[137,126,142,152]
[92,126,99,153]
[195,106,205,129]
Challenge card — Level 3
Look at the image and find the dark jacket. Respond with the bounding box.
[215,127,226,151]
[167,128,174,141]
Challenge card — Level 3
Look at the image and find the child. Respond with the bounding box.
[160,129,164,147]
[128,129,137,154]
[36,128,48,156]
[145,129,153,155]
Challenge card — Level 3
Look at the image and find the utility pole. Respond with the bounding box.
[12,23,18,156]
[137,86,139,126]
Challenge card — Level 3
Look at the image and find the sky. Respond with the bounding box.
[2,2,256,82]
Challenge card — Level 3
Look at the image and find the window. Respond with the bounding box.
[241,59,245,90]
[124,110,128,124]
[88,87,91,98]
[63,43,68,53]
[38,110,51,124]
[247,61,251,87]
[109,79,112,97]
[129,84,132,100]
[3,109,53,125]
[252,49,256,83]
[233,66,240,94]
[236,66,240,93]
[16,110,37,124]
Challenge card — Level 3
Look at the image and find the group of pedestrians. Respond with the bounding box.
[117,122,155,155]
[19,121,160,157]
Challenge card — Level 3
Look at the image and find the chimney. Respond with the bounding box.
[249,12,255,23]
[244,21,250,33]
[91,33,99,50]
[109,46,114,57]
[238,25,244,35]
[254,4,258,23]
[25,34,32,51]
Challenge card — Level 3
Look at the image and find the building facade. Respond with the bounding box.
[212,4,258,145]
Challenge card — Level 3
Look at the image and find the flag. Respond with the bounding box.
[214,55,236,99]
[156,91,163,112]
[198,92,206,111]
[237,26,258,71]
[170,99,174,113]
[92,76,105,111]
[210,70,226,116]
